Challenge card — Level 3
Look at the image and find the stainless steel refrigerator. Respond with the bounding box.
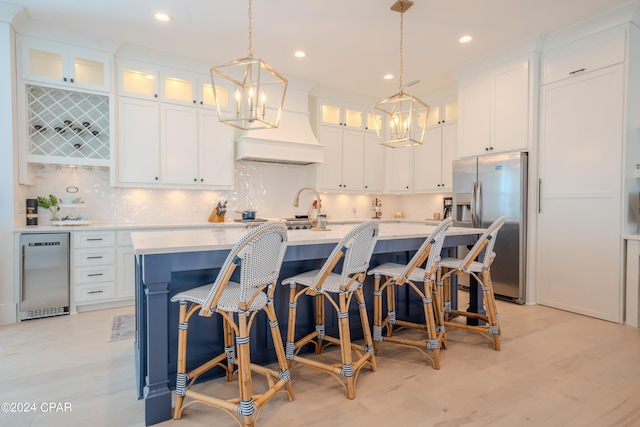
[452,152,527,303]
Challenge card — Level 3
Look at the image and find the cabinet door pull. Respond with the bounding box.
[70,78,74,83]
[63,77,68,82]
[87,256,103,260]
[87,238,103,242]
[569,68,586,75]
[88,273,104,277]
[87,290,104,295]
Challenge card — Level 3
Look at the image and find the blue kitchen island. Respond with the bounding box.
[131,221,484,425]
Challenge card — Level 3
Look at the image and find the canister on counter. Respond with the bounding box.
[26,199,38,226]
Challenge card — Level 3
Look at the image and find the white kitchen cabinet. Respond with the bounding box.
[199,109,234,188]
[117,97,161,185]
[536,63,624,323]
[318,98,366,130]
[160,104,233,188]
[118,61,229,110]
[19,35,111,93]
[541,26,625,85]
[118,61,159,99]
[316,125,364,191]
[458,56,532,157]
[117,61,234,189]
[384,146,412,193]
[161,103,199,185]
[315,98,383,192]
[72,231,117,308]
[363,132,385,193]
[413,123,457,192]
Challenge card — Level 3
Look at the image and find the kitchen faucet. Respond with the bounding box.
[293,186,322,215]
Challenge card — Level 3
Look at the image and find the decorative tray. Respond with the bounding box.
[50,219,93,226]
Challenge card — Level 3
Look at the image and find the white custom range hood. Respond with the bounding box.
[234,82,324,165]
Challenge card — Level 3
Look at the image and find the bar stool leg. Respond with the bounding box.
[174,301,189,419]
[264,300,295,401]
[355,286,376,372]
[421,280,441,369]
[372,274,383,355]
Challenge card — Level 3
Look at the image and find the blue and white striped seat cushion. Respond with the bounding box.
[367,262,429,282]
[282,269,362,293]
[171,282,268,313]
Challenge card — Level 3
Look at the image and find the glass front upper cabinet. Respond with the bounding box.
[319,100,363,129]
[21,36,111,92]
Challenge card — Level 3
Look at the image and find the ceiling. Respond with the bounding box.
[3,0,637,99]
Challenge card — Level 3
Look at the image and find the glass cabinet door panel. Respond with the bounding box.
[29,49,63,81]
[74,58,105,87]
[122,69,156,97]
[444,100,458,122]
[203,83,228,109]
[164,76,193,103]
[367,112,382,131]
[425,106,439,127]
[344,108,362,128]
[321,104,341,125]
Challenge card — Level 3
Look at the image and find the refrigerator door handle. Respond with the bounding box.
[477,179,483,227]
[471,179,477,226]
[21,245,25,303]
[538,178,542,213]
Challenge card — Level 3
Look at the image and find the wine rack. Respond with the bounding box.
[27,85,110,162]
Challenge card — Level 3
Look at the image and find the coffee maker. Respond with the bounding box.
[443,197,453,219]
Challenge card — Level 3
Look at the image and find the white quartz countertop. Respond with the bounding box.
[14,218,443,234]
[131,222,485,256]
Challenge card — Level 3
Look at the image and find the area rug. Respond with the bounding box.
[108,313,135,342]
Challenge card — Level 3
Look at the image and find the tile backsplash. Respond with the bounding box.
[18,162,446,226]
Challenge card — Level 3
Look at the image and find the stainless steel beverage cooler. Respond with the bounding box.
[19,233,70,320]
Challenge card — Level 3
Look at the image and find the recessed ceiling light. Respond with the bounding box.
[384,74,394,80]
[459,35,473,44]
[294,51,306,58]
[154,12,172,22]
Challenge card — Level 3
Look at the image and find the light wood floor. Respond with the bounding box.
[1,293,640,427]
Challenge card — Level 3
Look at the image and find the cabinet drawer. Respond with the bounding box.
[74,247,115,267]
[74,283,115,303]
[542,26,626,85]
[74,265,115,284]
[73,231,116,248]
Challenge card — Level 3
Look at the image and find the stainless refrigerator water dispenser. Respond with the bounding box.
[19,233,70,320]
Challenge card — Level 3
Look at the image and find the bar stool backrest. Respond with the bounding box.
[457,216,506,273]
[398,217,453,284]
[312,220,380,290]
[200,221,288,313]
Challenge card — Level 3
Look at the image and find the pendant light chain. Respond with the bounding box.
[399,10,404,91]
[248,0,254,58]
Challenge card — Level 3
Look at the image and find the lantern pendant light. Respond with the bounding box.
[373,0,429,148]
[210,0,288,130]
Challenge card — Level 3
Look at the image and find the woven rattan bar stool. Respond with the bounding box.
[282,220,379,399]
[439,216,506,351]
[367,217,452,369]
[171,222,293,427]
